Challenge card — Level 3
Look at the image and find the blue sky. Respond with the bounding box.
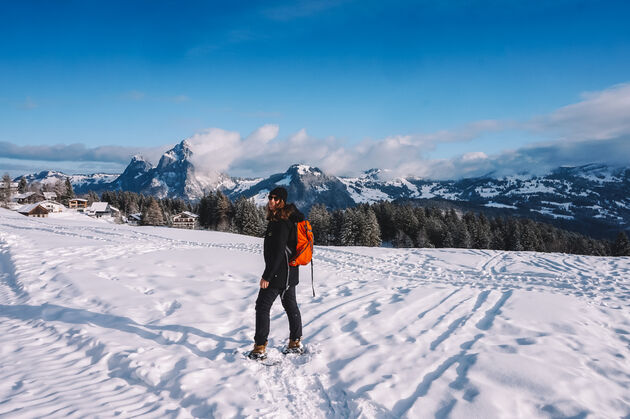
[1,0,630,178]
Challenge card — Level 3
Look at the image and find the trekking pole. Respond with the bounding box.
[311,260,315,297]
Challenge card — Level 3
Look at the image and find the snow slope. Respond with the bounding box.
[0,208,628,418]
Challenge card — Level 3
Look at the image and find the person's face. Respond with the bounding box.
[268,195,283,210]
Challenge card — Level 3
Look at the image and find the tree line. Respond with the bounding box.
[309,201,630,256]
[191,193,630,257]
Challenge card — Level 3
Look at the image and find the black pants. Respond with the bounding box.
[254,285,302,345]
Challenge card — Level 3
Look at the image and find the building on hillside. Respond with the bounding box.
[172,211,199,229]
[40,200,65,213]
[14,192,44,205]
[127,213,143,226]
[10,182,19,194]
[68,198,88,210]
[17,203,49,218]
[43,192,57,201]
[86,202,112,218]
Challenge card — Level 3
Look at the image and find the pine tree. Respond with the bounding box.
[197,193,214,228]
[373,201,397,243]
[393,230,414,248]
[142,197,165,226]
[362,207,382,247]
[214,191,232,232]
[393,205,419,240]
[416,227,434,248]
[53,179,65,199]
[425,217,446,248]
[475,213,492,249]
[330,210,345,245]
[61,177,75,204]
[613,231,630,256]
[1,173,11,207]
[234,197,264,237]
[340,208,359,246]
[308,204,332,245]
[506,219,523,251]
[87,191,99,205]
[18,177,27,193]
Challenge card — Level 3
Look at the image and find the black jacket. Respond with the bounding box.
[262,206,305,289]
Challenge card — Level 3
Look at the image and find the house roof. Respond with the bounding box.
[177,211,199,218]
[17,203,48,214]
[70,198,88,202]
[40,200,65,207]
[88,202,109,212]
[43,192,57,199]
[14,192,35,199]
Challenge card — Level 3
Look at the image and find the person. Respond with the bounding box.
[249,187,305,360]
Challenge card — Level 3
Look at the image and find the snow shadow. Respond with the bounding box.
[0,303,240,361]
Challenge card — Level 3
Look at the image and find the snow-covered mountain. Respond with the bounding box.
[109,140,235,200]
[226,164,355,210]
[18,170,119,194]
[14,139,630,237]
[228,163,629,237]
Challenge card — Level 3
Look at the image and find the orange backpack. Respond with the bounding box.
[289,220,315,296]
[290,220,313,266]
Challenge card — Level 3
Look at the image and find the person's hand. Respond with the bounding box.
[260,279,269,289]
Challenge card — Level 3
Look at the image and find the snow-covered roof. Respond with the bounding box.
[88,202,110,212]
[14,192,35,199]
[40,200,64,206]
[43,192,57,200]
[129,213,143,221]
[177,211,199,218]
[17,203,48,214]
[69,198,88,202]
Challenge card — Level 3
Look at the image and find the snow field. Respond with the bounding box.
[0,208,629,418]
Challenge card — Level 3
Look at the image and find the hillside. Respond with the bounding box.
[0,208,628,417]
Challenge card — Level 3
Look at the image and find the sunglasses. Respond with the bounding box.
[268,195,281,201]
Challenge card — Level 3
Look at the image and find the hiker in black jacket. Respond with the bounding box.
[249,187,305,360]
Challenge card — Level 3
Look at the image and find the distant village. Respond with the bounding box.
[1,175,199,229]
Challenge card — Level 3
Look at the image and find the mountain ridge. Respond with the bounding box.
[14,140,630,238]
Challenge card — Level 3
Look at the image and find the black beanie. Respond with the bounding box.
[269,187,288,202]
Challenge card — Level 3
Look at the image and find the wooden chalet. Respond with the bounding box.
[17,203,49,218]
[68,198,88,209]
[127,213,142,226]
[14,192,44,205]
[172,211,199,229]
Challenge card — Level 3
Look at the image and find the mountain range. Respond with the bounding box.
[17,139,630,238]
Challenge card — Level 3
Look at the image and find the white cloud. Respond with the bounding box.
[0,142,168,166]
[176,80,630,179]
[5,82,630,180]
[528,82,630,141]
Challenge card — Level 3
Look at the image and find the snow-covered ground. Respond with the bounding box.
[0,208,629,418]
